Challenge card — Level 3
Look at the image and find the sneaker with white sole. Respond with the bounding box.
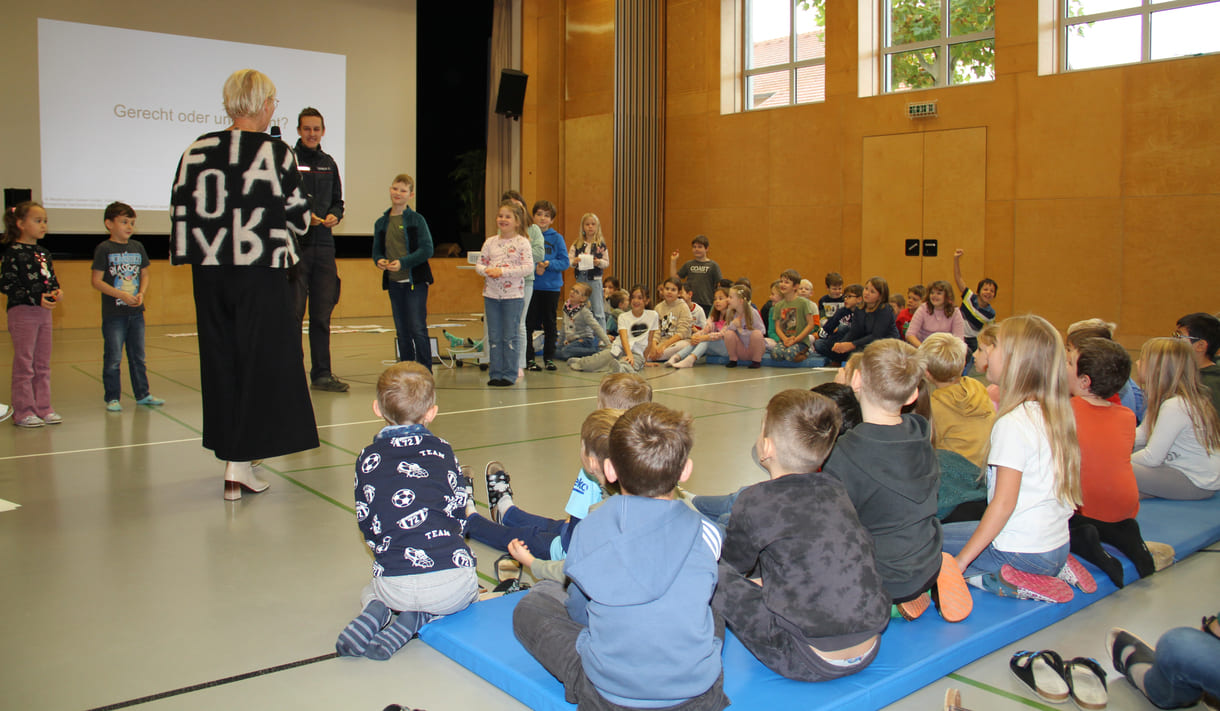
[15,415,45,428]
[42,412,63,425]
[0,403,11,423]
[312,375,350,392]
[485,461,513,525]
[106,400,122,412]
[136,395,165,406]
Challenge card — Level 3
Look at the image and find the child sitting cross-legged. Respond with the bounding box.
[823,339,973,622]
[336,362,478,660]
[512,404,729,710]
[712,389,891,681]
[461,408,623,579]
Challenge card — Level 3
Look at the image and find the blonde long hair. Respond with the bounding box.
[573,212,605,251]
[1139,337,1220,453]
[727,284,757,331]
[992,315,1082,507]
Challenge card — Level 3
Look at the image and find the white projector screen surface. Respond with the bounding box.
[38,19,346,213]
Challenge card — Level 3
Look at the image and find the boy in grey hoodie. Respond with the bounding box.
[513,403,728,710]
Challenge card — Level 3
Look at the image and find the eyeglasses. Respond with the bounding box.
[1172,332,1201,343]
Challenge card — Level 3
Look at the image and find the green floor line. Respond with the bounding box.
[261,463,356,514]
[946,672,1058,711]
[145,367,203,394]
[72,364,203,435]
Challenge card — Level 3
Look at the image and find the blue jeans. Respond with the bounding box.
[675,339,728,361]
[517,281,533,370]
[553,337,598,360]
[579,276,605,326]
[486,297,524,382]
[941,521,1068,577]
[692,487,745,533]
[102,312,149,402]
[388,281,430,371]
[1142,627,1220,707]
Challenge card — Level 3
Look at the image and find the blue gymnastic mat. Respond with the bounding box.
[419,495,1220,711]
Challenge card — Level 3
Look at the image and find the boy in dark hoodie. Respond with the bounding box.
[713,389,890,681]
[513,403,728,711]
[824,339,973,623]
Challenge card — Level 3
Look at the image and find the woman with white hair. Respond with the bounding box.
[170,69,318,500]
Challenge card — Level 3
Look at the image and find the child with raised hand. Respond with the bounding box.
[823,339,973,622]
[569,284,657,374]
[905,280,964,347]
[475,200,534,386]
[1067,337,1156,587]
[337,362,477,660]
[670,234,722,316]
[569,212,610,325]
[667,287,729,368]
[1131,337,1220,500]
[553,282,611,361]
[513,403,728,710]
[597,372,653,409]
[1,202,63,428]
[952,248,998,365]
[941,315,1095,604]
[713,390,890,681]
[488,409,623,582]
[91,202,164,412]
[723,284,766,368]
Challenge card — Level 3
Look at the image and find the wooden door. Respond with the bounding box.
[861,128,986,293]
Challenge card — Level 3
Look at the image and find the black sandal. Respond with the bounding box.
[1063,657,1108,710]
[1010,650,1069,703]
[1108,628,1155,686]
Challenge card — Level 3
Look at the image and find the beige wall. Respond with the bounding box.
[523,0,1220,346]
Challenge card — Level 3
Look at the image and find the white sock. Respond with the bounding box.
[496,494,515,519]
[966,575,986,590]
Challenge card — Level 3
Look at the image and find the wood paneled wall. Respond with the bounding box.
[522,0,1220,346]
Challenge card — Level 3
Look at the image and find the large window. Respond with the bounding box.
[1062,0,1220,71]
[744,0,826,110]
[880,0,995,93]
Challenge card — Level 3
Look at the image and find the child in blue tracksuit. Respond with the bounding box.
[513,403,729,710]
[525,200,570,370]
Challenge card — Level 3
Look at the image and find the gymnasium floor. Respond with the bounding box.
[0,316,1215,711]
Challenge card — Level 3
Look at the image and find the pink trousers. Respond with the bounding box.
[8,305,53,421]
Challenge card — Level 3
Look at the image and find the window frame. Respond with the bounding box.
[1059,0,1220,72]
[879,0,996,93]
[741,0,827,110]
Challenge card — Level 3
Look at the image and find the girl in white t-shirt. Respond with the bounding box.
[1132,337,1220,499]
[568,285,658,374]
[941,314,1094,603]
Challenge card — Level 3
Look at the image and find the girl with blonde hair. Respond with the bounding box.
[1132,337,1220,499]
[941,314,1094,603]
[569,212,610,324]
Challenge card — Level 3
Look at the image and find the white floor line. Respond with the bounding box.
[0,436,203,461]
[3,370,829,459]
[0,498,21,512]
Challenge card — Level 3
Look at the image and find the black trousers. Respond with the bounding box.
[526,289,561,361]
[193,265,319,461]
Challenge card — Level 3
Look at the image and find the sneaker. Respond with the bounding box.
[0,403,11,423]
[42,412,63,425]
[457,465,475,509]
[15,415,45,428]
[442,329,467,349]
[1057,554,1098,593]
[991,565,1074,603]
[544,360,556,371]
[106,400,123,412]
[526,361,542,372]
[485,461,513,525]
[896,593,930,621]
[136,395,165,407]
[932,552,974,623]
[312,375,350,392]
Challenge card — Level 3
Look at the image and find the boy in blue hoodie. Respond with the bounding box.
[513,403,729,710]
[525,200,570,371]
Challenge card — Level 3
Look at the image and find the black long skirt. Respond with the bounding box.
[192,264,319,461]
